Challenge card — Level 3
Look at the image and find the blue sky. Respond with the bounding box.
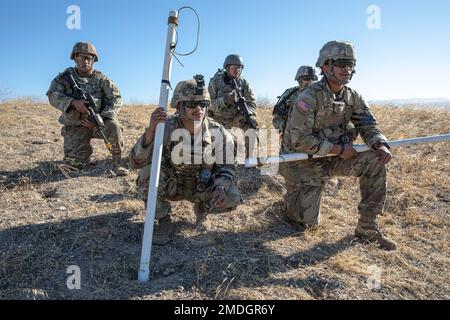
[1,0,449,103]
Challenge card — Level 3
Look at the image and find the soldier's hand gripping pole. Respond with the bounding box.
[245,134,450,167]
[138,10,179,283]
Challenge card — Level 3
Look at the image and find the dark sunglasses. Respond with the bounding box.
[333,60,355,69]
[301,76,314,81]
[183,101,210,109]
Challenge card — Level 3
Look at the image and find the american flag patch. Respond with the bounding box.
[297,100,311,112]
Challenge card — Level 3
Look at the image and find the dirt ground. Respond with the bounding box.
[0,102,449,300]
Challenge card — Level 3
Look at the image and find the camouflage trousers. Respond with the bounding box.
[137,164,241,220]
[279,151,387,226]
[61,119,123,163]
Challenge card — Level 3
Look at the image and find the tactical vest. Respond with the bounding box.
[209,70,246,120]
[163,116,217,192]
[310,83,358,144]
[59,68,106,114]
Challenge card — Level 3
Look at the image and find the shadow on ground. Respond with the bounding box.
[0,159,125,190]
[0,204,356,300]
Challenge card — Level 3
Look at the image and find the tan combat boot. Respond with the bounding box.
[112,156,129,176]
[153,215,175,245]
[355,218,397,251]
[194,203,211,233]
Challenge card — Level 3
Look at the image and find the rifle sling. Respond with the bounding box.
[59,69,107,114]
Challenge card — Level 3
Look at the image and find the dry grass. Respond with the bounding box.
[0,101,449,300]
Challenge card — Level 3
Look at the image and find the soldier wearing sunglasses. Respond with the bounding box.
[129,75,241,245]
[280,41,396,250]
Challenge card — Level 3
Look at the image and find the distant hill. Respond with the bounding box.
[369,98,450,108]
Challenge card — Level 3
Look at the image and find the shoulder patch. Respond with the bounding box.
[297,100,312,112]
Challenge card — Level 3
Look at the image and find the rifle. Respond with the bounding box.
[65,73,112,151]
[230,78,258,130]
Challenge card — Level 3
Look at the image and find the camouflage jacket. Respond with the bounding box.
[129,114,237,192]
[282,77,388,157]
[207,70,257,121]
[46,67,122,125]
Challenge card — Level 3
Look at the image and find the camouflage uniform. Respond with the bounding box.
[47,67,123,164]
[208,69,257,130]
[280,77,387,224]
[46,43,126,173]
[129,78,241,243]
[280,41,396,250]
[129,115,240,218]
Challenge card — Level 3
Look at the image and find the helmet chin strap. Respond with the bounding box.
[177,104,186,117]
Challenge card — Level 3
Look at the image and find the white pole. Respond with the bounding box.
[245,134,450,168]
[138,10,179,283]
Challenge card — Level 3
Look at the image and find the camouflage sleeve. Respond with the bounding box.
[212,127,236,191]
[242,80,257,116]
[350,92,388,148]
[272,113,285,130]
[46,76,74,113]
[208,77,227,113]
[100,76,122,119]
[286,91,334,156]
[285,91,298,112]
[272,88,293,130]
[128,134,153,169]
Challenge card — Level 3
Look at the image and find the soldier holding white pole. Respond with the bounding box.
[279,40,398,250]
[136,10,179,283]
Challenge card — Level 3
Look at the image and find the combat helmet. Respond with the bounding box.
[315,41,356,67]
[295,65,318,81]
[70,42,99,62]
[170,75,210,115]
[223,54,244,69]
[316,41,357,84]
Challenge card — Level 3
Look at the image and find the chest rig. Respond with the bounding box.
[165,117,216,195]
[312,83,356,144]
[60,69,105,114]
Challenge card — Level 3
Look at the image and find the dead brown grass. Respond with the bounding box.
[0,101,449,300]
